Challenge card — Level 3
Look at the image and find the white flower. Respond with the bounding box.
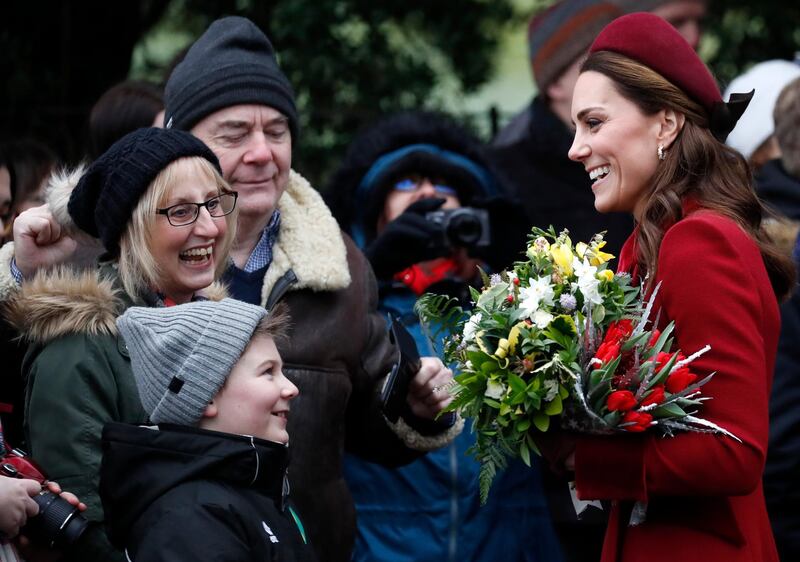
[462,313,482,342]
[518,276,555,319]
[533,309,554,329]
[489,273,502,286]
[572,257,602,306]
[485,379,506,399]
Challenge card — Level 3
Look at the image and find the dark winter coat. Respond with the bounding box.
[755,160,800,561]
[756,158,800,220]
[223,170,461,562]
[489,97,633,256]
[100,422,316,562]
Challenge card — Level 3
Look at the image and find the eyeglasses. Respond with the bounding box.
[392,175,457,197]
[156,192,238,226]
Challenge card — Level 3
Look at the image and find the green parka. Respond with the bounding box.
[6,266,225,561]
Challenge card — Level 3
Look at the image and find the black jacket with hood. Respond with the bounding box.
[100,422,316,562]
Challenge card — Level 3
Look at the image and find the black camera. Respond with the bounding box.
[425,207,490,249]
[0,449,88,549]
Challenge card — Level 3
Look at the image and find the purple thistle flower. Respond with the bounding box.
[560,293,577,312]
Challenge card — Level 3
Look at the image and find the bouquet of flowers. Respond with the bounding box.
[416,227,738,503]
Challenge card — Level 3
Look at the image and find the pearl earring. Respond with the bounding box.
[657,144,666,161]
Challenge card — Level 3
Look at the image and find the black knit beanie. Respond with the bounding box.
[68,127,221,255]
[163,16,298,141]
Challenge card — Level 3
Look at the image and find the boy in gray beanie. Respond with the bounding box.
[99,299,316,561]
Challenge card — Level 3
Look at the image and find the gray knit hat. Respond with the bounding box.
[164,16,298,141]
[117,299,267,425]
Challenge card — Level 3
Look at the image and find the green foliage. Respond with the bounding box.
[705,2,800,86]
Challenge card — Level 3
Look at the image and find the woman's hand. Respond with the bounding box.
[0,476,40,538]
[533,429,577,479]
[406,357,453,420]
[43,481,87,512]
[13,481,87,562]
[12,204,77,278]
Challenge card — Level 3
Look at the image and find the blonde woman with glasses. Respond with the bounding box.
[5,127,237,561]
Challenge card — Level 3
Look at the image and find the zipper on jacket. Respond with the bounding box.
[266,270,298,311]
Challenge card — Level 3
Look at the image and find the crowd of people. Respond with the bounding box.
[2,1,799,561]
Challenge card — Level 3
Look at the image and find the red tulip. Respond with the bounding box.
[647,329,661,348]
[622,411,653,432]
[607,390,637,412]
[666,366,698,394]
[594,341,621,368]
[641,385,665,407]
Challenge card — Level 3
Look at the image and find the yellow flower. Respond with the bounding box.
[575,242,588,258]
[494,338,510,359]
[550,243,574,276]
[589,240,615,266]
[598,269,614,282]
[507,322,527,355]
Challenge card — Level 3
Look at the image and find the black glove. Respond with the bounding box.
[365,198,450,279]
[468,195,530,271]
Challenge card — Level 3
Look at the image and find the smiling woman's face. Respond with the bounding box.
[568,71,664,219]
[149,159,228,303]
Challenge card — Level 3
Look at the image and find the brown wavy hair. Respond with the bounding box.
[581,51,796,300]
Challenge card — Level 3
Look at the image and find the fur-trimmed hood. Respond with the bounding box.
[259,169,351,306]
[4,266,227,345]
[46,165,86,236]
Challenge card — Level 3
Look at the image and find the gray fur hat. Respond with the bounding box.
[117,298,267,425]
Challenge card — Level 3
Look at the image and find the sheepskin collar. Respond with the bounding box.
[4,266,228,345]
[259,170,351,307]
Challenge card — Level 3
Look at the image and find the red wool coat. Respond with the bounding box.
[574,208,780,562]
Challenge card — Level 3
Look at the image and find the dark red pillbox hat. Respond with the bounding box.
[589,12,721,116]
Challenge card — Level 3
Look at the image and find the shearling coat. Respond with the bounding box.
[574,208,780,562]
[221,170,463,562]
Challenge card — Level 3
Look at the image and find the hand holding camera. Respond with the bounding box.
[365,198,453,279]
[0,447,88,550]
[0,475,40,539]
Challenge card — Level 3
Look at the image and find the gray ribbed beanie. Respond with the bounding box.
[117,298,267,425]
[164,16,298,141]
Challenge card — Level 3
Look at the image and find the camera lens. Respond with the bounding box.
[22,491,88,549]
[446,212,483,246]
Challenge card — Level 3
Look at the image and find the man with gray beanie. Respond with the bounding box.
[161,16,460,562]
[101,299,316,561]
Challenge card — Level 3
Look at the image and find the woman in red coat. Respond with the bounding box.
[563,12,796,562]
